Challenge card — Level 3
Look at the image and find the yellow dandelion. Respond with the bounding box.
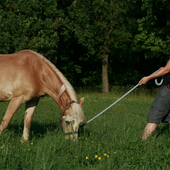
[27,144,29,146]
[98,157,102,160]
[86,138,88,139]
[80,146,82,148]
[28,149,30,151]
[95,155,98,158]
[85,156,88,160]
[91,141,94,143]
[90,133,92,135]
[75,156,77,158]
[107,155,109,158]
[20,140,24,144]
[31,143,33,145]
[104,153,107,156]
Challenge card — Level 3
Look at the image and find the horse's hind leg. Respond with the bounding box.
[23,99,39,141]
[0,97,24,135]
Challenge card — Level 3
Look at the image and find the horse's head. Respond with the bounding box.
[60,97,85,140]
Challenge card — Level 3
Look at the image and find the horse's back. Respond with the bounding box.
[0,50,45,101]
[0,50,41,81]
[0,50,39,67]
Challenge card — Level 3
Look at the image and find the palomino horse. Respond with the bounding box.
[0,50,85,140]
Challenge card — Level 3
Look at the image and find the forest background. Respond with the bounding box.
[0,0,170,92]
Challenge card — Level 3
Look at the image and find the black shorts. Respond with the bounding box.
[147,86,170,124]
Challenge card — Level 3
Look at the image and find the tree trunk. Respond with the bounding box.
[102,54,109,93]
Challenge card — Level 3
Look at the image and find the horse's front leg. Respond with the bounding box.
[0,96,24,135]
[23,99,39,141]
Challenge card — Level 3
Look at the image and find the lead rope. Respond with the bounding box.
[155,77,164,86]
[80,70,164,128]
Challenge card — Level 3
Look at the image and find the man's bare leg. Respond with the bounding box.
[141,123,158,140]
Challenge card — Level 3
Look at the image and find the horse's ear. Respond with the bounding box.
[79,97,84,107]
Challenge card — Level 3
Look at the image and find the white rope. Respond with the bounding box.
[86,83,140,124]
[84,70,162,126]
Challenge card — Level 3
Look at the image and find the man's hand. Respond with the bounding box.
[139,76,150,85]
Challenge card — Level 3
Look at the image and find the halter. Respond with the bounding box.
[60,100,75,125]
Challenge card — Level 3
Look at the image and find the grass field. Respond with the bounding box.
[0,86,170,170]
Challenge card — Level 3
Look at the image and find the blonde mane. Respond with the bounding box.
[58,84,66,99]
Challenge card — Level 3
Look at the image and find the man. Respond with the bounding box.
[139,59,170,140]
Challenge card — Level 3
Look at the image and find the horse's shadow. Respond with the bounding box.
[6,121,61,139]
[6,121,87,139]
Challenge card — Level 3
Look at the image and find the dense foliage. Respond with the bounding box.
[0,0,169,89]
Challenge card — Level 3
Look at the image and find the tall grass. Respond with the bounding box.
[0,87,170,170]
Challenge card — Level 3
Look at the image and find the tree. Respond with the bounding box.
[135,0,170,60]
[67,0,136,92]
[0,0,63,58]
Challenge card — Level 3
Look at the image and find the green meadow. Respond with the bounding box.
[1,86,170,170]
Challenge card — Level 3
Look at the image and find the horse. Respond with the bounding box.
[0,50,85,140]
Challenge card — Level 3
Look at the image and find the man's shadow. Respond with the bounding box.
[155,123,170,138]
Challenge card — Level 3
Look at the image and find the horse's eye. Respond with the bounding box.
[65,121,70,125]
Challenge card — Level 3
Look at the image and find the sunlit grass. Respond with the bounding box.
[0,87,170,169]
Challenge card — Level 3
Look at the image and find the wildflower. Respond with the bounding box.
[90,133,92,135]
[80,146,82,148]
[85,156,88,160]
[91,141,93,143]
[31,143,33,145]
[28,149,30,151]
[20,140,24,144]
[75,156,77,158]
[101,166,103,168]
[27,144,29,146]
[114,152,116,154]
[105,143,106,144]
[95,155,98,158]
[104,153,107,156]
[86,138,88,139]
[124,164,127,167]
[107,155,109,158]
[98,157,101,160]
